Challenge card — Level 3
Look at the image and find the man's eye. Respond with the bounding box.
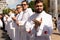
[36,5,43,7]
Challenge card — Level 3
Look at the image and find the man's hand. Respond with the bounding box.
[5,15,8,19]
[16,21,20,26]
[33,18,42,30]
[26,30,32,35]
[12,17,17,21]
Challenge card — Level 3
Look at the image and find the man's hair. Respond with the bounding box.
[35,0,43,5]
[17,4,22,6]
[16,4,22,10]
[22,0,29,5]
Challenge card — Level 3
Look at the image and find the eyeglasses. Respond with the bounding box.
[22,4,27,6]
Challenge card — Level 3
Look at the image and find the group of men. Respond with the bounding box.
[3,0,53,40]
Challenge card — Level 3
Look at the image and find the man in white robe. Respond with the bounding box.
[57,15,60,33]
[8,11,16,40]
[5,10,15,40]
[14,1,33,40]
[15,1,33,40]
[25,0,53,40]
[12,4,23,40]
[3,14,9,31]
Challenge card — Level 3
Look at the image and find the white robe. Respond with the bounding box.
[17,8,33,40]
[3,14,15,40]
[6,13,15,40]
[9,13,16,40]
[0,19,3,28]
[6,17,12,39]
[25,11,53,40]
[57,18,60,33]
[15,12,23,40]
[3,15,8,31]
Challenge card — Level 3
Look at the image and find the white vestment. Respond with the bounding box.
[57,18,60,33]
[25,11,53,40]
[3,14,14,39]
[3,15,8,31]
[9,13,16,40]
[17,8,33,40]
[15,11,23,40]
[0,19,3,28]
[6,13,15,40]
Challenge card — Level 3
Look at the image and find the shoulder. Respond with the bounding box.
[27,8,32,11]
[27,8,33,12]
[43,11,52,18]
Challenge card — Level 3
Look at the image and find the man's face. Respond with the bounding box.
[22,2,28,10]
[0,15,2,19]
[16,6,22,13]
[15,10,19,15]
[35,2,43,13]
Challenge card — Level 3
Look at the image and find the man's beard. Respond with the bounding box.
[35,10,43,13]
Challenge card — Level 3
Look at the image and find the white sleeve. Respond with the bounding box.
[18,21,25,26]
[19,8,33,26]
[49,16,53,29]
[28,8,33,16]
[25,20,35,32]
[3,17,6,22]
[10,13,15,18]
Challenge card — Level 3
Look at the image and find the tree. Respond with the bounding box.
[3,8,11,15]
[29,1,35,11]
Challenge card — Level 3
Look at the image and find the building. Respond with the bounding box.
[58,0,60,14]
[0,0,7,14]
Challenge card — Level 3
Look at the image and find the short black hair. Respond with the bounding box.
[35,0,43,5]
[22,0,29,5]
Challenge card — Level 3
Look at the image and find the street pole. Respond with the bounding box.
[54,0,58,20]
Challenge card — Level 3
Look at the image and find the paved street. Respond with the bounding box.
[51,29,60,40]
[0,29,11,40]
[0,29,60,40]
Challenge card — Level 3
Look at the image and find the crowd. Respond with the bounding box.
[0,0,54,40]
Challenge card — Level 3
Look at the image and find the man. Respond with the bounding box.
[25,0,53,40]
[20,1,34,40]
[57,15,60,33]
[12,4,23,40]
[52,17,57,30]
[15,1,33,40]
[21,1,33,22]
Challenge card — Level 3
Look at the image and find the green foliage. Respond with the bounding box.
[43,4,46,12]
[3,8,11,15]
[29,1,35,11]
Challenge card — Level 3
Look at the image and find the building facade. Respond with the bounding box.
[0,0,7,14]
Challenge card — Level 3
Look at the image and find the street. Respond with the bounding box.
[51,29,60,40]
[0,29,11,40]
[0,29,60,40]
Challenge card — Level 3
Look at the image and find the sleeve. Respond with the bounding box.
[47,16,53,35]
[49,16,53,29]
[18,21,25,26]
[28,8,33,16]
[37,15,53,36]
[3,17,6,22]
[25,18,35,32]
[10,13,15,18]
[18,8,33,26]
